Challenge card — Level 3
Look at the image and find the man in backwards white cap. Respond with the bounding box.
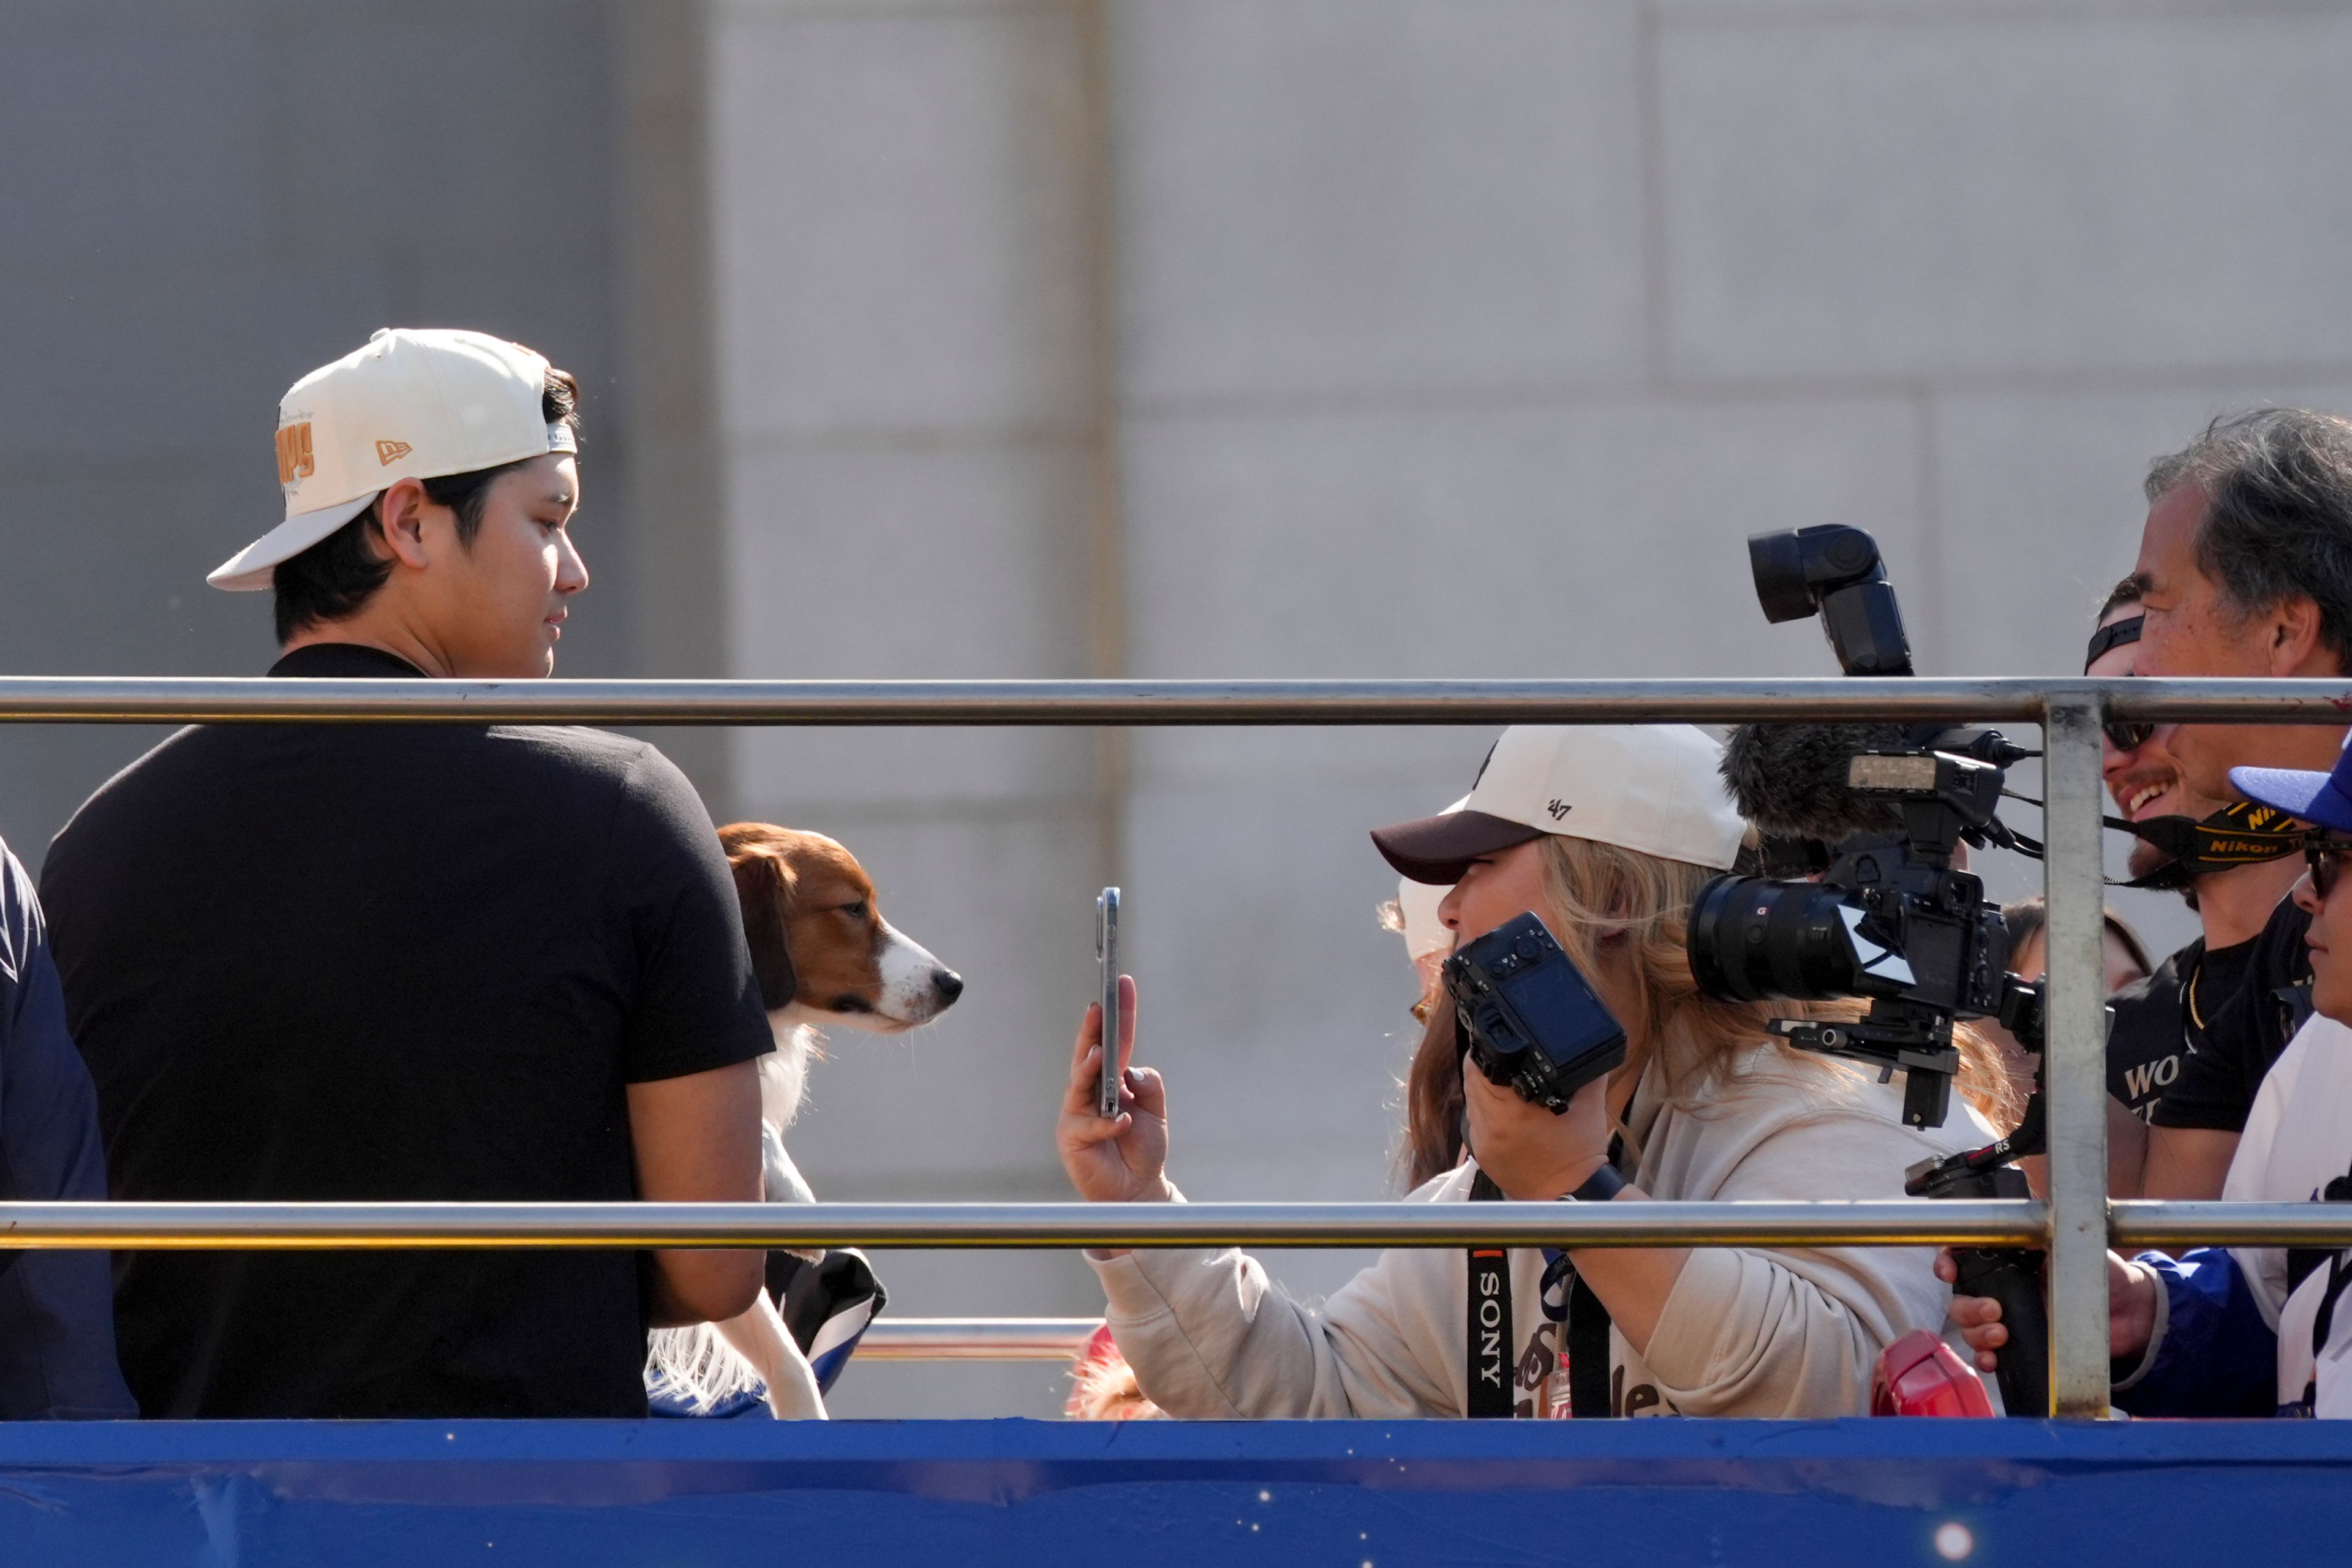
[40,330,771,1419]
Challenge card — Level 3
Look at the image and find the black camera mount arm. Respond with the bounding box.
[1766,1011,1961,1130]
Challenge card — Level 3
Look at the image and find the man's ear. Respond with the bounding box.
[731,850,798,1009]
[2269,594,2333,677]
[374,477,434,570]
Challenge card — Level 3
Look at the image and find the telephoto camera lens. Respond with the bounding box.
[1686,875,1864,1002]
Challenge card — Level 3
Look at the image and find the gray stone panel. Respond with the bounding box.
[266,6,612,261]
[1660,12,2352,381]
[726,439,1096,807]
[711,3,1092,437]
[0,263,387,464]
[1116,0,1646,404]
[0,6,269,270]
[1119,394,1927,791]
[1934,384,2352,676]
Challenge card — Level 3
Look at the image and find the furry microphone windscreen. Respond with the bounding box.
[1722,722,1911,843]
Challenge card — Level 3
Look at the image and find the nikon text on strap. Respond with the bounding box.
[2121,800,2307,890]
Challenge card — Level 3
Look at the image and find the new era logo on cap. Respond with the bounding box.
[208,327,574,593]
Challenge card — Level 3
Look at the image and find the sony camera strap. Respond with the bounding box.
[1565,1263,1612,1420]
[1465,1169,1516,1418]
[1466,1148,1621,1419]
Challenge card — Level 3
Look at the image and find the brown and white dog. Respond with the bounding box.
[646,823,962,1419]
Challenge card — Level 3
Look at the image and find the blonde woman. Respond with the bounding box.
[1054,725,2016,1419]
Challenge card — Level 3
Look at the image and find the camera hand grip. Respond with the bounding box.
[1951,1246,2048,1417]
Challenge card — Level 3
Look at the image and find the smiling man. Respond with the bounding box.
[2096,581,2308,1134]
[2118,410,2352,1204]
[37,330,771,1418]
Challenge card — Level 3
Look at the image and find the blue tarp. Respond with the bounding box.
[0,1417,2345,1566]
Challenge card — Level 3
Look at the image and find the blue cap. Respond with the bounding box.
[2233,750,2352,834]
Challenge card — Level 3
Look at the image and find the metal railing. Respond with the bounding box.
[7,673,2349,1417]
[861,1318,1103,1361]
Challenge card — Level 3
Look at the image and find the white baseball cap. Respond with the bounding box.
[208,327,578,591]
[1371,725,1746,884]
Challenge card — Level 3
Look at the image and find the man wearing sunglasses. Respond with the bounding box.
[2120,410,2352,1205]
[1953,746,2352,1416]
[2096,590,2315,1175]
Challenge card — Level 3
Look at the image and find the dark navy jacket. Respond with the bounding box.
[0,839,134,1417]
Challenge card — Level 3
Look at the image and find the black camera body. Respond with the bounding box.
[1444,913,1627,1114]
[1695,525,2055,1412]
[1689,747,2043,1128]
[1687,528,2045,1129]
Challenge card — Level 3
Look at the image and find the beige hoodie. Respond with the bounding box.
[1088,1044,1997,1419]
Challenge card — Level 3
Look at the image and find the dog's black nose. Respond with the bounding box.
[932,969,964,1005]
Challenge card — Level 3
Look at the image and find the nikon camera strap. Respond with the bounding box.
[1467,1159,1619,1419]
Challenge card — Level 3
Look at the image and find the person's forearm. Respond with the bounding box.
[1562,1186,1689,1358]
[2114,1248,2277,1417]
[646,1251,766,1327]
[627,1063,765,1323]
[2107,1097,2149,1199]
[1087,1175,1182,1261]
[2143,1126,2239,1205]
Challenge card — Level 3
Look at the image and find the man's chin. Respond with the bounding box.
[2125,839,2173,883]
[2312,976,2345,1029]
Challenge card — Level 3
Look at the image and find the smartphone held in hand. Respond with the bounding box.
[1095,888,1122,1119]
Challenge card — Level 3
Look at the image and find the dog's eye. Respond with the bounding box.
[839,901,869,921]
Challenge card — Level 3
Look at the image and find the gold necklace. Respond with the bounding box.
[2187,955,2207,1032]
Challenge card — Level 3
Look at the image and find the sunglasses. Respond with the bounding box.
[2307,834,2352,900]
[2104,717,2156,753]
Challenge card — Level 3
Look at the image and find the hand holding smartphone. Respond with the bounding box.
[1095,888,1121,1118]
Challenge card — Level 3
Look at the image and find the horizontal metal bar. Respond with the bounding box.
[0,1200,2047,1249]
[2111,1202,2352,1248]
[13,1198,2349,1251]
[0,675,2344,726]
[858,1318,1103,1361]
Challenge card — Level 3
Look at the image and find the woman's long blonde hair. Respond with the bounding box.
[1399,832,2020,1187]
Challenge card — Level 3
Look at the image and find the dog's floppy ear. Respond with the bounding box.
[731,849,799,1009]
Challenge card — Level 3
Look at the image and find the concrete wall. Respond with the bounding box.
[707,0,1115,1417]
[0,0,726,865]
[707,0,2352,1416]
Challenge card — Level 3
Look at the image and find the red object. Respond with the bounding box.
[1066,1325,1159,1421]
[1871,1329,1995,1417]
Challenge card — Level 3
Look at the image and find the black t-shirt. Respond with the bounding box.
[2103,935,2254,1122]
[2148,895,2315,1134]
[2106,946,2190,1122]
[39,644,772,1419]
